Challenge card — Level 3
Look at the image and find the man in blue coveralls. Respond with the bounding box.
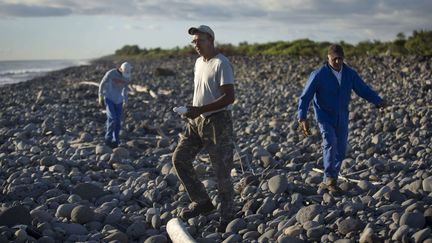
[297,44,387,192]
[98,62,132,148]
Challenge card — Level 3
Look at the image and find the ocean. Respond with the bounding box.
[0,59,90,86]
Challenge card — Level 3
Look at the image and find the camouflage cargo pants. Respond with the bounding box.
[172,110,235,220]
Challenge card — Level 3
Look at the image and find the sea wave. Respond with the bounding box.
[0,59,89,86]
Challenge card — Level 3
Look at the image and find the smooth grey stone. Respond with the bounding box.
[145,234,167,243]
[334,239,354,243]
[337,218,362,235]
[226,218,247,234]
[52,222,88,235]
[423,176,432,192]
[112,147,129,159]
[266,143,280,155]
[258,228,276,242]
[268,175,288,194]
[296,205,323,224]
[243,231,260,239]
[103,231,128,243]
[72,183,107,201]
[55,203,76,218]
[105,208,123,224]
[40,155,58,166]
[302,220,320,230]
[152,214,161,229]
[30,209,53,222]
[37,236,55,243]
[411,228,431,243]
[71,205,94,224]
[283,225,303,237]
[359,227,379,243]
[78,132,92,142]
[0,204,31,227]
[392,224,410,242]
[277,235,305,243]
[372,186,390,200]
[306,225,326,239]
[127,220,147,239]
[399,211,425,229]
[257,197,276,215]
[222,234,241,243]
[95,145,111,155]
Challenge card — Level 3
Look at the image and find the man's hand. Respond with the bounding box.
[185,106,202,119]
[377,99,388,111]
[98,96,105,107]
[298,119,311,137]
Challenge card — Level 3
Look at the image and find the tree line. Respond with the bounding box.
[114,30,432,58]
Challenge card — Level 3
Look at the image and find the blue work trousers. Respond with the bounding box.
[318,121,349,179]
[105,98,123,146]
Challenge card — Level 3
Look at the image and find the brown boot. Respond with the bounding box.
[320,177,342,193]
[180,200,215,220]
[327,177,342,193]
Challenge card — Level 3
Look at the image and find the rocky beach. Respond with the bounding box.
[0,55,431,243]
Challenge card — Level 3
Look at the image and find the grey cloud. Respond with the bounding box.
[0,3,72,17]
[0,0,430,21]
[0,0,430,35]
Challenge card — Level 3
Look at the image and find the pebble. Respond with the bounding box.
[0,56,431,242]
[399,211,426,229]
[268,175,288,194]
[71,205,94,224]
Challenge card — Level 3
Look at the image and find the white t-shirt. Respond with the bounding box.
[192,53,235,117]
[330,65,343,86]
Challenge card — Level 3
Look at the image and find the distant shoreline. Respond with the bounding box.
[0,59,92,87]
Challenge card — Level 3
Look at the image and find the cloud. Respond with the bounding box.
[0,0,430,42]
[0,2,71,17]
[0,0,428,20]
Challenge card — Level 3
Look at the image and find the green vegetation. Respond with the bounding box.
[115,30,432,57]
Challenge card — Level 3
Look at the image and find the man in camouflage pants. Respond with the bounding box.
[172,25,235,232]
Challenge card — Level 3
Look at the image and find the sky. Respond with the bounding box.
[0,0,431,60]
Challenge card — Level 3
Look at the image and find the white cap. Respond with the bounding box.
[188,25,215,40]
[120,62,132,79]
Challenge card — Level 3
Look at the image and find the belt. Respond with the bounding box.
[203,110,229,119]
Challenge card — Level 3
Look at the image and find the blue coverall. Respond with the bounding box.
[298,63,382,179]
[99,69,129,146]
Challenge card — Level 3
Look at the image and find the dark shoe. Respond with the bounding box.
[105,140,118,149]
[180,200,215,220]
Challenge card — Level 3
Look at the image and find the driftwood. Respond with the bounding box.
[77,81,171,101]
[142,122,167,138]
[166,218,197,243]
[35,90,44,104]
[78,81,99,87]
[312,168,382,185]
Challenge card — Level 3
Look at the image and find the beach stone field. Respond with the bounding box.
[0,55,431,243]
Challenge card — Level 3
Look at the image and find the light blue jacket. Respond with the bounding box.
[298,63,382,127]
[99,69,129,104]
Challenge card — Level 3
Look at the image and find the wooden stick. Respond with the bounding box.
[312,168,382,185]
[167,218,197,243]
[78,81,99,87]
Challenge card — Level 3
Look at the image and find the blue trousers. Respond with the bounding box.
[105,98,123,146]
[318,121,348,179]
